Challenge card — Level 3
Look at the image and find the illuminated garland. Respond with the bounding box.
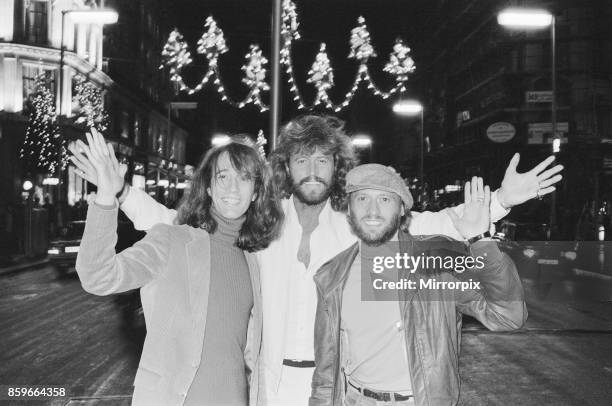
[256,129,267,158]
[19,74,67,175]
[73,75,109,133]
[159,0,415,113]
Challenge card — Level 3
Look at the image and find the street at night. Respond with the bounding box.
[1,0,612,405]
[2,258,611,405]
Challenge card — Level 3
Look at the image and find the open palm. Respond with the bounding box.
[447,177,490,240]
[498,153,563,208]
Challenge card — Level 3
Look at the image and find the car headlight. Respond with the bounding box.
[523,248,537,259]
[47,248,61,255]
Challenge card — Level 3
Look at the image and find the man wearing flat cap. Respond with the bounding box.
[309,164,527,406]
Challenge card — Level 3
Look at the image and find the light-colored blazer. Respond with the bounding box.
[75,203,263,406]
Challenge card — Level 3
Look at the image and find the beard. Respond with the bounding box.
[347,211,402,246]
[292,176,332,206]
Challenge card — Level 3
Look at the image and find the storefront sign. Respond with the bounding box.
[486,122,516,143]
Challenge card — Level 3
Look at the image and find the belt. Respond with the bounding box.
[282,359,316,368]
[348,381,413,402]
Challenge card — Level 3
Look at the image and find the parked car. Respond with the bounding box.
[48,213,147,339]
[47,220,85,276]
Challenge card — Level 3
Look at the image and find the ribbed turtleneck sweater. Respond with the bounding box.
[184,208,253,406]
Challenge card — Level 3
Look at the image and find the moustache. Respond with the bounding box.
[298,176,328,187]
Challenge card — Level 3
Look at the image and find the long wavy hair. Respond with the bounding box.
[176,138,283,252]
[269,114,357,212]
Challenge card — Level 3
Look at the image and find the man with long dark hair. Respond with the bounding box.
[74,131,282,405]
[70,114,562,405]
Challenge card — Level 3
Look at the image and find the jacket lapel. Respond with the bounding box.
[186,229,211,333]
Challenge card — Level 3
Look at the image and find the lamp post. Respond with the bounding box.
[498,8,557,238]
[393,100,424,202]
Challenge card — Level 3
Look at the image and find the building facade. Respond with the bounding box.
[0,0,190,259]
[418,0,612,239]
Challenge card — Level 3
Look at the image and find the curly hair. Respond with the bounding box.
[269,114,357,212]
[176,137,283,252]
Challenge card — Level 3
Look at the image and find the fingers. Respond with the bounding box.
[537,164,564,182]
[92,129,108,156]
[538,186,556,197]
[69,144,93,168]
[73,167,96,184]
[477,177,484,199]
[107,143,120,173]
[85,132,101,162]
[471,176,478,202]
[464,181,471,203]
[529,155,556,175]
[539,174,562,189]
[484,185,491,207]
[505,153,520,175]
[74,138,94,163]
[69,155,93,175]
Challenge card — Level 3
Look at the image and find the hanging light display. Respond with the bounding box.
[159,0,416,113]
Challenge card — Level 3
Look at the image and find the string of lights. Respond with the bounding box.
[159,0,416,113]
[19,74,67,175]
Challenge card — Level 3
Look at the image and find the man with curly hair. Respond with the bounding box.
[70,114,562,405]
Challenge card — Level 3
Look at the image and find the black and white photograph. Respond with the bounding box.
[0,0,611,405]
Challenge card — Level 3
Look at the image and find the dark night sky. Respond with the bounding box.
[164,0,449,169]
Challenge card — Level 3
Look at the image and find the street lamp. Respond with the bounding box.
[393,100,424,203]
[498,7,557,237]
[212,134,231,147]
[351,135,372,148]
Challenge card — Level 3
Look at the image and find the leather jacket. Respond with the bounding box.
[309,232,527,406]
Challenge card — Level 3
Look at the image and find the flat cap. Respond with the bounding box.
[346,163,414,209]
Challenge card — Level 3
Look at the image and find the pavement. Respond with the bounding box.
[0,256,49,276]
[1,246,611,405]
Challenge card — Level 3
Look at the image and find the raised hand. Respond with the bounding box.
[497,153,563,209]
[79,129,122,206]
[447,177,491,240]
[68,128,126,193]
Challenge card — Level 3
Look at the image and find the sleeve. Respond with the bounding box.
[120,186,178,231]
[409,190,510,239]
[454,240,528,331]
[309,286,335,406]
[75,202,171,295]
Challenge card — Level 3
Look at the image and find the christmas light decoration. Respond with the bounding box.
[255,129,267,159]
[73,75,109,133]
[383,38,416,93]
[307,43,334,108]
[241,45,270,111]
[158,1,416,113]
[348,16,377,60]
[19,74,67,175]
